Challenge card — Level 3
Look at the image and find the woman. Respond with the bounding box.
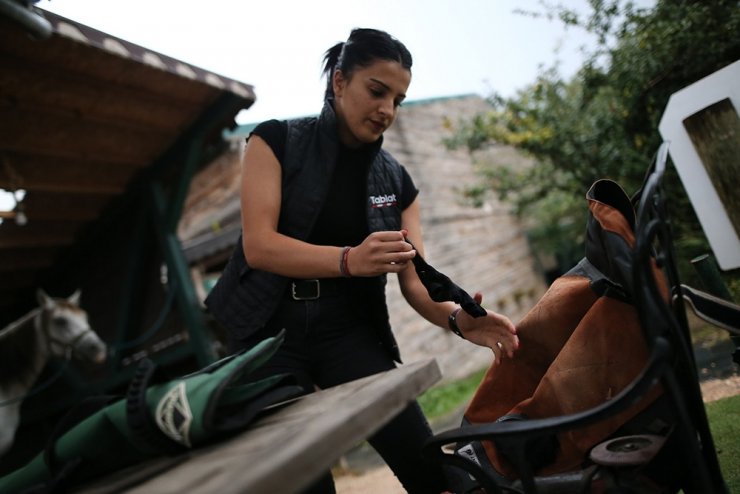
[206,28,519,493]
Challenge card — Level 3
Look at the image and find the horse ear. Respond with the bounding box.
[37,288,53,309]
[68,289,82,306]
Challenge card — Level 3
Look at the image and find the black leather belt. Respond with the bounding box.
[289,279,349,300]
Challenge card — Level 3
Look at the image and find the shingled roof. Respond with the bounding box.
[0,7,255,320]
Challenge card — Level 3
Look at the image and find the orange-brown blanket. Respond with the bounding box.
[464,179,666,478]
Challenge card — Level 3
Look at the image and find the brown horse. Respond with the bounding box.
[0,289,106,457]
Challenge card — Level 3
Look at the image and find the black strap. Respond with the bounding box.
[491,413,559,475]
[567,257,631,303]
[406,239,486,318]
[125,358,184,455]
[20,457,82,494]
[680,284,740,336]
[631,142,670,208]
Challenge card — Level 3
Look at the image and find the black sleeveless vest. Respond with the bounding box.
[205,102,405,361]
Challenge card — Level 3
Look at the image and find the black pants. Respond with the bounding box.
[228,288,449,494]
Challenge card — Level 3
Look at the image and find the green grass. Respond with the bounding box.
[706,393,740,492]
[418,368,485,420]
[418,369,740,492]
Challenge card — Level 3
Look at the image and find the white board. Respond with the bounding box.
[658,59,740,271]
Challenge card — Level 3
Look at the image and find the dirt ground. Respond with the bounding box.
[333,374,740,494]
[335,466,406,494]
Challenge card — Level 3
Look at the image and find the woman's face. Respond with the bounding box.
[332,59,411,148]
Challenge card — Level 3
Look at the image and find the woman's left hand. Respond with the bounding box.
[456,293,519,364]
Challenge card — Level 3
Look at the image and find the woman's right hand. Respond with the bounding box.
[348,230,416,276]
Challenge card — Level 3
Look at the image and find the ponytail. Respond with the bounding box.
[322,42,344,99]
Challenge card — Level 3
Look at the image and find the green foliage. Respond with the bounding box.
[447,0,740,279]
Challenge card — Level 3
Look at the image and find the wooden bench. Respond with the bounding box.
[74,358,441,494]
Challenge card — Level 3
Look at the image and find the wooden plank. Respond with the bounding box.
[0,151,140,194]
[0,107,175,164]
[0,227,77,248]
[21,191,112,222]
[74,359,442,494]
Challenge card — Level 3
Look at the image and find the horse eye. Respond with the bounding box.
[53,316,69,328]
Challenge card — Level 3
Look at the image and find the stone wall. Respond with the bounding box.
[380,95,546,382]
[179,94,548,383]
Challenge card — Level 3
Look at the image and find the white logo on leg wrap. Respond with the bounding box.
[155,381,194,448]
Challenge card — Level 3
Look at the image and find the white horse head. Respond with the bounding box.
[0,289,107,458]
[35,289,107,364]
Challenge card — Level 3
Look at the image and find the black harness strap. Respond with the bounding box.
[125,358,185,455]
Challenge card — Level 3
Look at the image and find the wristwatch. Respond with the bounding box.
[448,308,464,339]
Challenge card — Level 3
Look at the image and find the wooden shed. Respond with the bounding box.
[0,5,254,464]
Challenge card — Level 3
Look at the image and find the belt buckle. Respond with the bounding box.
[292,279,320,300]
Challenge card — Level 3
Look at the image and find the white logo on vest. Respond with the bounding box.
[369,194,397,208]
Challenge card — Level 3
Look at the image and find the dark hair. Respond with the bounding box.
[322,28,413,100]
